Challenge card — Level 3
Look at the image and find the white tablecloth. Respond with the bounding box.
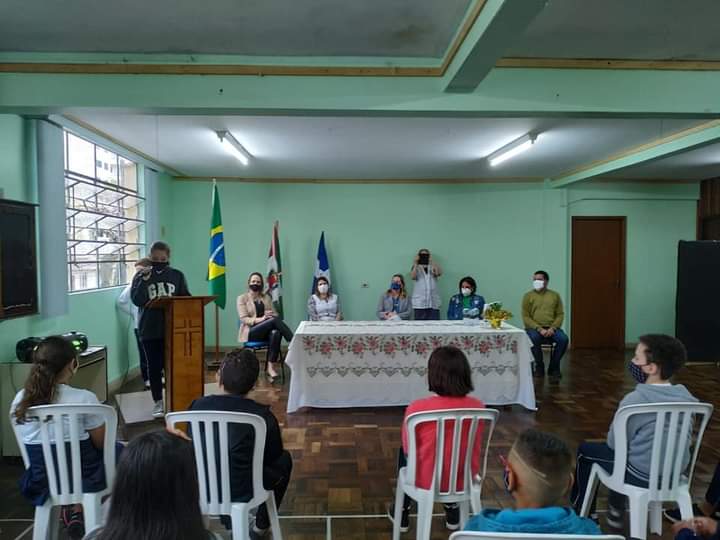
[286,320,536,413]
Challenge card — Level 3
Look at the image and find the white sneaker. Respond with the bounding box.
[152,400,164,418]
[143,380,150,389]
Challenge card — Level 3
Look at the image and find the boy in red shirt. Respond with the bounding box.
[388,346,485,532]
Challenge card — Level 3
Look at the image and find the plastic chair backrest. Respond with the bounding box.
[609,401,713,498]
[405,408,498,496]
[10,403,117,506]
[166,410,267,515]
[449,533,625,540]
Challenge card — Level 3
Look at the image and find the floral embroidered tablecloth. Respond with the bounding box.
[286,321,536,412]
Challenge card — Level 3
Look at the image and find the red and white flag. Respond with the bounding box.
[266,221,284,317]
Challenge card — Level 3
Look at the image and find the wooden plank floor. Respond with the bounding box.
[2,348,718,539]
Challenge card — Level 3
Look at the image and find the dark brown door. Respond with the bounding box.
[571,217,626,349]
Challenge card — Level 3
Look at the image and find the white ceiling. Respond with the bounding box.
[605,142,720,180]
[69,113,712,180]
[507,0,720,60]
[0,0,470,58]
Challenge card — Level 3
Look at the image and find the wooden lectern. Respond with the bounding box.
[146,296,216,413]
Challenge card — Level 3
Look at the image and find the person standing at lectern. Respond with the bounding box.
[131,241,190,419]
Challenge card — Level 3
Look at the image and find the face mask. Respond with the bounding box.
[390,282,401,291]
[418,253,430,265]
[318,284,329,294]
[461,287,472,297]
[628,361,649,384]
[532,279,545,291]
[249,283,262,292]
[153,261,169,270]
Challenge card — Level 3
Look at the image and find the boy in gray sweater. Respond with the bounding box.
[571,334,698,529]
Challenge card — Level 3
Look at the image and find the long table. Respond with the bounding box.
[286,320,536,413]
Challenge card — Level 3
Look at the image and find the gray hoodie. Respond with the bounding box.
[607,383,698,479]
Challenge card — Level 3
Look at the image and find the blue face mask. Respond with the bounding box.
[390,282,401,291]
[628,361,649,384]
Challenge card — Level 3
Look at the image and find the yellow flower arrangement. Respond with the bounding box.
[485,302,513,329]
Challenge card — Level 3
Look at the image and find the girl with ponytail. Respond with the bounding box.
[10,336,110,539]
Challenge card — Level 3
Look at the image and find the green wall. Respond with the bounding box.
[0,115,163,383]
[167,179,697,348]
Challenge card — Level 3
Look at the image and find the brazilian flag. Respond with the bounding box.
[208,182,226,309]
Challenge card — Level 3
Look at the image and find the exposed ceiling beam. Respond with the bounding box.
[442,0,546,93]
[3,69,720,117]
[549,120,720,188]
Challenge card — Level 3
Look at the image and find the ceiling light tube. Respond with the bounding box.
[487,133,538,167]
[216,130,251,165]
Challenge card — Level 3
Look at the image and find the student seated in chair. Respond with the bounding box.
[464,429,600,535]
[189,348,293,537]
[673,516,720,540]
[10,336,113,540]
[387,346,486,533]
[571,334,698,529]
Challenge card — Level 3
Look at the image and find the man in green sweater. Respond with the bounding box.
[521,270,568,379]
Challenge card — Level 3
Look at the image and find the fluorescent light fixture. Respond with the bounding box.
[216,130,251,165]
[487,133,538,167]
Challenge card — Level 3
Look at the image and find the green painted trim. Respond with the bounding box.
[550,121,720,188]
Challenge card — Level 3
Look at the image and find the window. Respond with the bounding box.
[64,131,145,292]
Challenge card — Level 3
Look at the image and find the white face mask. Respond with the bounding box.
[461,287,472,297]
[318,284,329,294]
[532,279,545,291]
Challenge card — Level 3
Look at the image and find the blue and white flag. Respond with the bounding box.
[311,231,331,293]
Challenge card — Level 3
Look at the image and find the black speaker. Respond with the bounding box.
[675,241,720,362]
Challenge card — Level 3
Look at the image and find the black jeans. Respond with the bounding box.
[133,328,149,383]
[255,450,293,529]
[706,461,720,509]
[248,317,294,363]
[414,309,440,321]
[571,441,648,514]
[141,338,165,402]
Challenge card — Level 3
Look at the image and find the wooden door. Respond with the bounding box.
[571,217,626,349]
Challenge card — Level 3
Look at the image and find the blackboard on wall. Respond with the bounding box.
[0,199,38,319]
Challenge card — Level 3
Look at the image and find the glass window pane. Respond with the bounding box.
[66,133,96,178]
[98,262,120,288]
[119,157,137,191]
[69,263,98,292]
[96,147,118,183]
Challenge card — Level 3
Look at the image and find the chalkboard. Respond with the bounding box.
[0,199,38,319]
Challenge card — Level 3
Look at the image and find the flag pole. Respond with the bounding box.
[215,303,220,365]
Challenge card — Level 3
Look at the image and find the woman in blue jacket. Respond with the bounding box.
[447,276,485,320]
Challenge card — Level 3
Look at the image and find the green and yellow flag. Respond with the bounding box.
[208,181,226,309]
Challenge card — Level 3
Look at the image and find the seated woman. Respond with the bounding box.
[84,430,222,540]
[387,346,485,532]
[10,337,112,540]
[190,348,293,536]
[447,276,486,320]
[377,274,412,321]
[237,272,294,382]
[307,276,343,321]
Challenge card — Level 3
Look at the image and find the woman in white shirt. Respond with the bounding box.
[307,276,343,321]
[116,257,152,388]
[11,336,110,537]
[410,248,442,320]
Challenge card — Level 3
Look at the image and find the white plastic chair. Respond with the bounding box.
[580,401,713,540]
[166,411,283,540]
[449,532,625,540]
[393,408,498,540]
[10,404,117,540]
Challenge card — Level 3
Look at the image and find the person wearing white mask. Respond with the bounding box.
[307,276,343,321]
[447,276,485,320]
[521,270,567,379]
